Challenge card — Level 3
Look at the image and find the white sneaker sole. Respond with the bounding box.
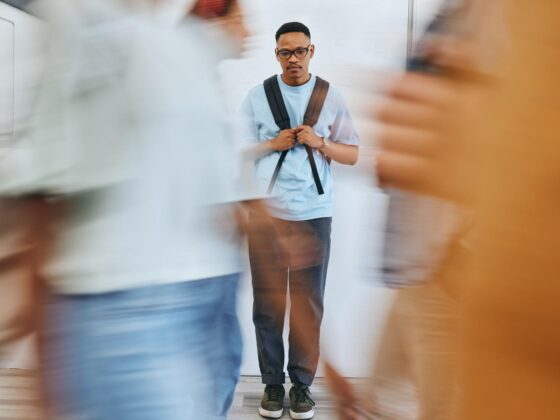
[259,407,284,419]
[289,408,315,419]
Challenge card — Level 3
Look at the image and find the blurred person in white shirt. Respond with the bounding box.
[0,0,257,418]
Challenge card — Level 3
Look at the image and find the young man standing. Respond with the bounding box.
[242,22,359,420]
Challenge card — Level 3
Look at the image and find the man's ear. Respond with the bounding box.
[310,44,315,59]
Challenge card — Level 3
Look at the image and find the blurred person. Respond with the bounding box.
[377,1,560,419]
[241,21,360,420]
[352,0,560,419]
[367,4,472,420]
[0,0,258,418]
[325,1,496,419]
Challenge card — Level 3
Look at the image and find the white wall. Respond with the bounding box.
[0,0,443,374]
[0,2,45,146]
[0,13,14,141]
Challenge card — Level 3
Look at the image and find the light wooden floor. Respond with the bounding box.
[229,376,416,420]
[0,370,415,419]
[0,369,43,420]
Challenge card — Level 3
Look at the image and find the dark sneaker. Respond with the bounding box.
[259,384,285,419]
[289,383,315,419]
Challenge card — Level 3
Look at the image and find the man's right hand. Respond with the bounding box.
[245,129,296,161]
[269,129,296,152]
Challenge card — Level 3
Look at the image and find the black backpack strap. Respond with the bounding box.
[302,77,329,195]
[264,76,291,194]
[303,77,329,127]
[264,75,330,195]
[267,150,288,195]
[264,76,291,131]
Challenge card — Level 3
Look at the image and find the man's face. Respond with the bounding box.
[276,32,314,80]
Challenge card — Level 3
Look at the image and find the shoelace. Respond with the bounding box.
[266,386,284,401]
[294,386,316,406]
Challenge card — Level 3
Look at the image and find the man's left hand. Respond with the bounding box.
[296,125,324,149]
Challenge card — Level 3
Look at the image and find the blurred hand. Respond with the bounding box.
[279,224,324,270]
[270,129,296,152]
[324,362,379,420]
[375,38,487,203]
[296,125,324,149]
[238,200,321,270]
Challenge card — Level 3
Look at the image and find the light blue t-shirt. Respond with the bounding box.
[241,75,360,221]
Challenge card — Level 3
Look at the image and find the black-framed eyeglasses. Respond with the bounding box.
[275,45,312,60]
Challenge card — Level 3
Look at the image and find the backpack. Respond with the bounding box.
[263,75,329,195]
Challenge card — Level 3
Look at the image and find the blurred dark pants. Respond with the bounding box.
[248,215,331,386]
[41,274,242,420]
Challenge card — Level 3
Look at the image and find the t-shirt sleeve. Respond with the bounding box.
[329,92,360,146]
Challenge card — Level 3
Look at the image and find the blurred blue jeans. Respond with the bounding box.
[40,274,242,420]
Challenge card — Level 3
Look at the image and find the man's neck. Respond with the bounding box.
[281,73,312,87]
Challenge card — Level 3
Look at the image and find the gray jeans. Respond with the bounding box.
[248,215,331,386]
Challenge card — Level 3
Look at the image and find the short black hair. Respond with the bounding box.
[275,22,311,42]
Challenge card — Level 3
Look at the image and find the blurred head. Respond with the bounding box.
[275,22,314,85]
[189,0,249,55]
[190,0,233,18]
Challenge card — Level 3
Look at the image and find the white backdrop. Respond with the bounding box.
[0,0,443,374]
